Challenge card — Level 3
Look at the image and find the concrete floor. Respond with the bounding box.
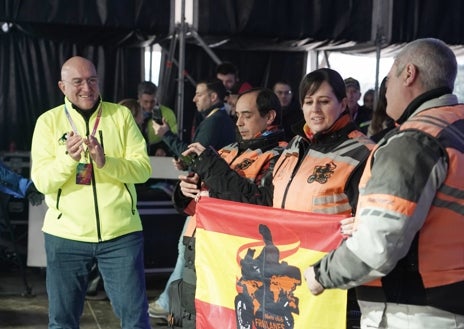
[0,265,172,329]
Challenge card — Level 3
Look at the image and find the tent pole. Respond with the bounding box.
[176,0,186,140]
[375,28,381,107]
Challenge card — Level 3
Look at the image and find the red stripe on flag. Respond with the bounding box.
[195,299,236,329]
[195,197,345,252]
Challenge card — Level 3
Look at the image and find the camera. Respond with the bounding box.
[152,105,163,125]
[178,153,197,168]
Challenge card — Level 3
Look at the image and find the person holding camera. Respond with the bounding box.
[137,81,178,156]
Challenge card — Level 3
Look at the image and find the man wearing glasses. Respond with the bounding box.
[31,56,152,329]
[272,81,304,142]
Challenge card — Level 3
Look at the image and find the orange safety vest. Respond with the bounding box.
[272,131,373,213]
[357,105,464,314]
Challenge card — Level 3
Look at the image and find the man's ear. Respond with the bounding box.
[404,63,418,86]
[267,109,277,125]
[58,80,66,94]
[209,91,219,104]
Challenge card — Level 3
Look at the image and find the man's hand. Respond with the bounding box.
[84,135,105,168]
[304,266,325,296]
[172,158,187,171]
[66,131,84,162]
[185,142,206,157]
[340,216,356,236]
[152,118,170,137]
[178,173,200,198]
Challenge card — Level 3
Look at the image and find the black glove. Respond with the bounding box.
[26,183,44,206]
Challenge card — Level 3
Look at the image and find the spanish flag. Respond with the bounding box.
[195,197,347,329]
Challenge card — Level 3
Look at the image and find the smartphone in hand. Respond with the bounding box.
[152,105,163,124]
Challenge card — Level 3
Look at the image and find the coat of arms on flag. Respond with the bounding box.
[194,197,347,329]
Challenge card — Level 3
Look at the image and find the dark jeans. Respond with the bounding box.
[44,231,151,329]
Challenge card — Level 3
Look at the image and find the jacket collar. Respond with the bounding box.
[301,111,357,145]
[65,96,101,120]
[201,102,224,118]
[396,87,455,124]
[238,127,285,152]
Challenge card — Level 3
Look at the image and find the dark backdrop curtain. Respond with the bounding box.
[391,0,464,44]
[197,0,373,46]
[0,27,143,151]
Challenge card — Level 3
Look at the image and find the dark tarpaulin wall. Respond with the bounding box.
[391,0,464,45]
[196,0,373,48]
[0,0,170,151]
[0,0,169,36]
[0,28,145,151]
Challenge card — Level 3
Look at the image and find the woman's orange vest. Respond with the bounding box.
[272,131,373,214]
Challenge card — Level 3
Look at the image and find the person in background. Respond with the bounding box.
[119,98,144,130]
[226,83,240,120]
[362,88,375,111]
[152,79,236,159]
[272,80,305,142]
[305,38,464,329]
[172,87,287,328]
[344,77,372,135]
[216,61,253,118]
[226,81,253,122]
[215,61,252,93]
[137,81,178,156]
[367,77,395,142]
[31,56,152,328]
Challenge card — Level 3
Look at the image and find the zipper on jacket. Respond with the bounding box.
[89,156,102,241]
[56,188,62,219]
[279,142,307,208]
[124,184,136,215]
[83,118,102,242]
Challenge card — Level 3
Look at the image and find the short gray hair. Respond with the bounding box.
[394,38,457,91]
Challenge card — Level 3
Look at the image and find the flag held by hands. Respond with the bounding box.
[195,197,347,329]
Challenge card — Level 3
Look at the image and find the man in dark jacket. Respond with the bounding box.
[152,79,236,159]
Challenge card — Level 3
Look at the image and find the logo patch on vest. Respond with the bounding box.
[235,158,255,170]
[307,161,337,184]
